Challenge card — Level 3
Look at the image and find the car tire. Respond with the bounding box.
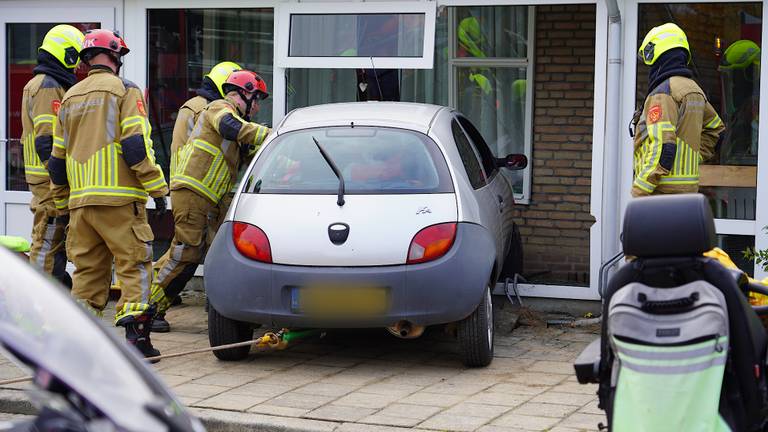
[458,285,494,367]
[500,224,523,280]
[208,304,253,361]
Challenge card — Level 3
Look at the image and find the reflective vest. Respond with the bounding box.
[20,74,66,183]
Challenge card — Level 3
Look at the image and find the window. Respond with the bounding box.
[245,127,453,195]
[283,6,533,201]
[147,8,274,179]
[457,116,498,179]
[637,3,761,220]
[5,22,98,191]
[277,2,436,69]
[451,119,485,189]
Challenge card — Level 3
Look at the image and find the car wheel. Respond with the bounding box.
[208,304,253,361]
[457,284,494,367]
[500,225,523,280]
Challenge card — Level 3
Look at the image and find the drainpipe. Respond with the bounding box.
[601,0,623,289]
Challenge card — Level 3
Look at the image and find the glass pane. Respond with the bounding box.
[246,127,453,195]
[287,9,449,110]
[148,8,274,179]
[5,22,98,191]
[289,14,425,57]
[717,234,755,277]
[457,66,527,193]
[455,6,528,58]
[637,3,761,220]
[451,119,486,189]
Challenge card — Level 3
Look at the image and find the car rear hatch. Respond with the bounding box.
[234,125,457,266]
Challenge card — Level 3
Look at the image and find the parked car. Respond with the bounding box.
[204,102,526,367]
[0,247,204,432]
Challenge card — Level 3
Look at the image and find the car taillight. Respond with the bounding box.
[232,222,272,263]
[407,223,457,264]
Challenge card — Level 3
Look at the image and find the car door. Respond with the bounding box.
[456,115,513,263]
[450,116,504,264]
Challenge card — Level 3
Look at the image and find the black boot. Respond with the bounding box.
[152,312,171,333]
[120,314,161,362]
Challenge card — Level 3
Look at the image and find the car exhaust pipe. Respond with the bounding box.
[386,320,425,339]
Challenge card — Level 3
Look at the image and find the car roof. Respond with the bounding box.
[276,102,449,135]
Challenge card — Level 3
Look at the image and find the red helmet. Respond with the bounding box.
[79,29,129,60]
[223,70,269,100]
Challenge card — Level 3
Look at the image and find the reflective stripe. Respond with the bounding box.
[23,134,48,175]
[53,136,65,150]
[54,197,69,210]
[633,178,655,193]
[33,114,56,126]
[172,175,219,203]
[659,176,699,184]
[192,139,219,156]
[705,115,723,129]
[69,187,148,199]
[142,174,166,192]
[106,95,117,144]
[636,123,662,187]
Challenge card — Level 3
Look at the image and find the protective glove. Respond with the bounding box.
[153,196,167,215]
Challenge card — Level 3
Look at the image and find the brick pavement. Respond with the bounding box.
[0,297,604,431]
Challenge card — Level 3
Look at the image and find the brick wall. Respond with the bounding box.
[511,4,596,286]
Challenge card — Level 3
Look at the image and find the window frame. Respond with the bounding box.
[447,5,535,203]
[276,1,437,69]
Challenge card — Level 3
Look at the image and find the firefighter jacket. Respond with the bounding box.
[169,95,207,178]
[632,76,725,196]
[49,68,168,210]
[21,74,66,184]
[171,97,270,204]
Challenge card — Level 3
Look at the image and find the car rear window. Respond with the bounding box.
[243,126,454,194]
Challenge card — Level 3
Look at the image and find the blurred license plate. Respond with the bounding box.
[292,285,388,316]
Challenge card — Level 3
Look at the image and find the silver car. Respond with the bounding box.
[204,102,526,367]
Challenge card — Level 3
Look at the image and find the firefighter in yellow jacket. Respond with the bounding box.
[22,25,84,287]
[632,23,725,197]
[150,60,241,332]
[149,70,270,326]
[49,29,168,358]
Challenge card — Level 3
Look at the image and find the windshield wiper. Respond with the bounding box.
[312,137,345,207]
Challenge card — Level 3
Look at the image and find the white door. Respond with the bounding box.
[0,6,116,238]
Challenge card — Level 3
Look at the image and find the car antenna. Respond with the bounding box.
[313,136,345,207]
[370,56,384,101]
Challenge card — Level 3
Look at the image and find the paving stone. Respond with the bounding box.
[400,391,466,407]
[550,382,598,395]
[513,402,578,418]
[491,413,560,431]
[334,392,402,409]
[359,414,423,427]
[293,382,360,397]
[505,372,569,386]
[487,382,548,396]
[266,392,336,410]
[227,382,292,398]
[190,372,259,388]
[193,393,268,411]
[248,404,311,417]
[464,392,532,408]
[305,404,378,422]
[172,383,229,399]
[157,374,194,387]
[418,413,490,432]
[578,400,603,415]
[444,402,512,419]
[476,426,530,432]
[424,380,493,396]
[336,423,433,432]
[357,382,424,397]
[526,361,574,375]
[556,413,606,430]
[376,403,443,420]
[530,392,596,407]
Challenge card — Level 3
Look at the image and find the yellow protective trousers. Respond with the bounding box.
[150,189,230,313]
[67,202,155,323]
[28,181,68,281]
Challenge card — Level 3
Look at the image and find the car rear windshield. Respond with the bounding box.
[243,126,454,194]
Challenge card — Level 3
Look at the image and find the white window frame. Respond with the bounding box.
[622,0,768,279]
[275,1,437,69]
[446,5,535,204]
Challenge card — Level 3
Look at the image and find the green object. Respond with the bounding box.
[0,236,31,253]
[612,337,731,431]
[282,329,321,343]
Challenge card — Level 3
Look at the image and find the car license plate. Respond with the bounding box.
[292,285,388,317]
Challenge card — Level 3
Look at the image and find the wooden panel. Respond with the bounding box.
[699,165,757,188]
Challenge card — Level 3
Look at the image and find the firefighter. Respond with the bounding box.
[149,70,270,327]
[49,29,168,358]
[632,23,725,197]
[22,24,84,287]
[150,61,241,332]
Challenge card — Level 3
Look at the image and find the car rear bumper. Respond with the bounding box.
[204,222,496,328]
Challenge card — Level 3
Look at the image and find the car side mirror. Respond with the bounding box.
[497,154,527,170]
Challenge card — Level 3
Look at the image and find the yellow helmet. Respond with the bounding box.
[720,40,761,70]
[205,61,242,97]
[638,23,690,66]
[39,24,85,69]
